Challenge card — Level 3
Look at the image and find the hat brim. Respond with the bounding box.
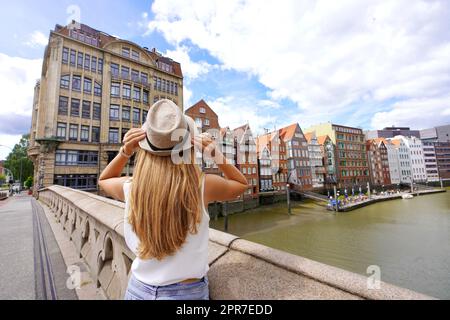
[139,115,198,157]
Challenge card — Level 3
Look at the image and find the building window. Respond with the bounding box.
[133,108,141,124]
[80,125,90,141]
[141,73,148,85]
[69,124,78,141]
[83,77,92,94]
[77,52,83,68]
[123,84,131,99]
[98,58,103,74]
[82,100,91,119]
[109,128,119,143]
[122,106,130,122]
[121,128,129,142]
[143,110,148,123]
[55,150,67,165]
[93,103,101,120]
[204,118,210,126]
[70,99,80,117]
[54,174,98,190]
[91,126,100,143]
[122,47,130,57]
[71,75,81,92]
[58,96,69,115]
[199,107,206,114]
[133,86,141,101]
[111,82,120,97]
[154,96,159,103]
[60,75,70,89]
[56,122,67,139]
[143,90,149,104]
[109,105,120,121]
[62,47,69,64]
[132,50,140,60]
[91,56,97,72]
[195,118,202,127]
[121,66,130,80]
[94,82,102,96]
[174,83,178,96]
[131,69,139,82]
[70,49,76,66]
[84,54,90,70]
[111,63,119,78]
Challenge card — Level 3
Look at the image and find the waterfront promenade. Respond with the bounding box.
[328,188,446,212]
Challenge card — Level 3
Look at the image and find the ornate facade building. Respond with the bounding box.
[28,21,183,192]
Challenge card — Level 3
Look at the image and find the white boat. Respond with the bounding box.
[402,194,414,199]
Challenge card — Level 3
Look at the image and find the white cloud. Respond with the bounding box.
[24,30,48,48]
[146,0,450,129]
[164,45,212,80]
[0,134,23,161]
[0,53,42,117]
[208,96,277,134]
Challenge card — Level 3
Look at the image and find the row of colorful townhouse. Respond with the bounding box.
[186,100,450,198]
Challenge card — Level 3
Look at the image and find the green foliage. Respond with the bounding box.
[0,173,6,184]
[24,176,33,189]
[3,134,34,185]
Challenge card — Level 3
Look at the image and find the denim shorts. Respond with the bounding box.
[124,273,209,300]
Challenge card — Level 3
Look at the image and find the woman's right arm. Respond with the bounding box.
[192,133,249,203]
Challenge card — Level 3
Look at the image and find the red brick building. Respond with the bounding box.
[366,138,391,186]
[185,99,220,175]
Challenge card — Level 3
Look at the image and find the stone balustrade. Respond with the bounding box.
[38,185,434,300]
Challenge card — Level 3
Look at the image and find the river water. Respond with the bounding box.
[210,189,450,299]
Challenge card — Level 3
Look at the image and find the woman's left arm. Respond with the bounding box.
[98,128,146,201]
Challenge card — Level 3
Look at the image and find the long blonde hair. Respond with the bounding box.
[128,149,203,260]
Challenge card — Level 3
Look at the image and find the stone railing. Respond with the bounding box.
[38,185,434,300]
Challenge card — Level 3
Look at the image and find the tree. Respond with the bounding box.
[0,173,6,185]
[25,176,33,189]
[3,134,34,185]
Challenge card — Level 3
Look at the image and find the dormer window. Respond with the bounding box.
[132,50,140,60]
[122,47,130,58]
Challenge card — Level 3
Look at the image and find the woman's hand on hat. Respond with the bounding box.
[122,128,146,155]
[192,132,220,160]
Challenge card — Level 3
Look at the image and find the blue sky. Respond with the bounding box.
[1,0,450,160]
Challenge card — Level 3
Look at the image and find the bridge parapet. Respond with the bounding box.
[38,186,434,300]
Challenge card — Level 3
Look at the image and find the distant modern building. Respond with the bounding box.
[434,142,450,181]
[234,124,259,199]
[185,99,220,175]
[420,125,450,182]
[366,138,391,186]
[27,21,183,192]
[422,141,439,182]
[400,136,427,183]
[304,132,325,189]
[279,123,312,191]
[366,126,420,140]
[305,123,369,188]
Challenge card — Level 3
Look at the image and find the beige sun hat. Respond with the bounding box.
[139,99,197,156]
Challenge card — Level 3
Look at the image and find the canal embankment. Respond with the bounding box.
[330,189,446,212]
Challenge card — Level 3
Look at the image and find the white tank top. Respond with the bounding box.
[123,175,210,286]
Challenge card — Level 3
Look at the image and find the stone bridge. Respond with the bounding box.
[27,185,435,300]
